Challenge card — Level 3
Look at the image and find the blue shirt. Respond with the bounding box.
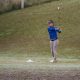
[48,26,61,41]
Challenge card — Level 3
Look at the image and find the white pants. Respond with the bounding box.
[50,39,58,60]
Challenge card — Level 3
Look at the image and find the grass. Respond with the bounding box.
[0,0,80,60]
[0,1,80,79]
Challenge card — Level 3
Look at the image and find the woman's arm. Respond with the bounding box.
[55,27,62,33]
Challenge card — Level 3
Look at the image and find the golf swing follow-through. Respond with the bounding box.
[48,20,62,62]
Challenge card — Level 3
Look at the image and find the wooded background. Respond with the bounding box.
[0,0,59,14]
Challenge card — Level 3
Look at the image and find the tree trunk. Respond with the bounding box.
[21,0,24,9]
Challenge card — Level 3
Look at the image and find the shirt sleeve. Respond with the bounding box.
[48,27,54,32]
[55,27,62,33]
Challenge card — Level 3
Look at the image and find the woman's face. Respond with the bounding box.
[48,23,54,26]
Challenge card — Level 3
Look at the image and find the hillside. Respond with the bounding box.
[0,0,80,59]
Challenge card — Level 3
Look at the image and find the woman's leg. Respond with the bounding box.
[53,40,58,60]
[50,41,54,57]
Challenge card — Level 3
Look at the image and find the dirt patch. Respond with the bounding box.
[0,69,80,80]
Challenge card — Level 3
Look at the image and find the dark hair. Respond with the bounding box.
[48,20,54,24]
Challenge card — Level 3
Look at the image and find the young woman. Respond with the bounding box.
[48,20,62,62]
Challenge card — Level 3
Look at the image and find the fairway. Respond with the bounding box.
[0,0,80,80]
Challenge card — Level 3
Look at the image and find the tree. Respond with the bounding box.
[21,0,24,9]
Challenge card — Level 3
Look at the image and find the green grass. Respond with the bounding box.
[0,0,80,59]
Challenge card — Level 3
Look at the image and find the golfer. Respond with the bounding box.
[48,20,62,62]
